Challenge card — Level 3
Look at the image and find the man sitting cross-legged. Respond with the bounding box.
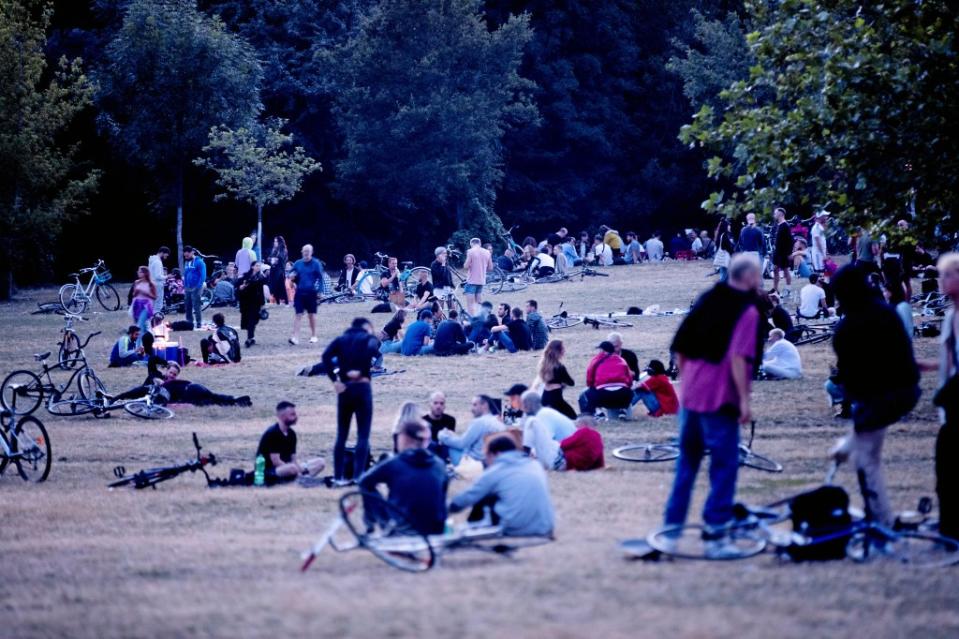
[358,420,449,535]
[256,401,326,485]
[448,435,555,537]
[438,395,504,466]
[432,310,474,356]
[520,390,575,470]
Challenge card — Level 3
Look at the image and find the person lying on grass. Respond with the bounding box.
[358,420,449,535]
[256,401,326,485]
[448,435,555,537]
[112,361,251,407]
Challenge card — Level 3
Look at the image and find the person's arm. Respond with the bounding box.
[357,457,391,493]
[449,469,497,513]
[321,338,341,385]
[117,337,138,359]
[440,418,483,451]
[731,354,751,424]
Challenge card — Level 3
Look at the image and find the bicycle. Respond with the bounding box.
[47,382,174,420]
[1,334,106,417]
[545,303,583,330]
[57,313,91,369]
[537,265,610,284]
[792,321,835,346]
[582,314,634,330]
[108,433,217,490]
[0,396,52,482]
[612,420,783,473]
[59,259,121,313]
[301,490,551,573]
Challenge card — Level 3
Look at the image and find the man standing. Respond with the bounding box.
[182,245,206,329]
[290,244,323,345]
[855,225,879,274]
[463,237,492,316]
[771,207,794,296]
[358,420,448,535]
[737,213,764,261]
[430,247,454,307]
[148,246,169,311]
[661,254,761,557]
[810,211,829,272]
[321,318,382,486]
[645,232,664,262]
[256,401,327,485]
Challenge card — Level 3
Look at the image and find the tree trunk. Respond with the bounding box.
[176,164,184,272]
[257,203,263,259]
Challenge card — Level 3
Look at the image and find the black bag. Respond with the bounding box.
[785,485,853,561]
[341,446,373,480]
[171,320,195,332]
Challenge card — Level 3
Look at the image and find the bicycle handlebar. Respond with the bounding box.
[63,313,88,321]
[79,331,102,349]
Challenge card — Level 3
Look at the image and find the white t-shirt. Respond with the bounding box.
[536,251,555,269]
[763,339,802,378]
[645,238,664,261]
[593,243,613,266]
[799,283,826,317]
[810,223,826,266]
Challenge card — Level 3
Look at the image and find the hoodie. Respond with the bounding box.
[450,450,555,537]
[236,237,256,278]
[527,311,550,350]
[358,448,449,535]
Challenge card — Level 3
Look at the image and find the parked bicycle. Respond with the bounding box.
[108,433,217,490]
[56,313,91,369]
[0,397,52,482]
[0,336,105,417]
[59,259,121,313]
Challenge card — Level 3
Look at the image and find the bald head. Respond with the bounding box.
[728,253,761,291]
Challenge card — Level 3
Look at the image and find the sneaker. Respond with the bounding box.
[248,338,256,347]
[236,395,252,407]
[309,336,318,344]
[244,339,252,348]
[288,337,299,345]
[705,538,743,559]
[330,478,353,488]
[298,475,325,488]
[657,535,678,555]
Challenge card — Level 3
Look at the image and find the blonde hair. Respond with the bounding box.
[391,401,421,434]
[536,339,565,386]
[937,252,959,276]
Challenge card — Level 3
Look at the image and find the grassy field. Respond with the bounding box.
[0,261,955,639]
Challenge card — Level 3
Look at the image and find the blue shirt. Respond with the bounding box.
[293,258,323,292]
[561,242,579,265]
[183,257,206,289]
[401,320,432,356]
[739,226,764,254]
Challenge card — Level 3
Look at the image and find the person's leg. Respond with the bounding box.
[664,409,706,527]
[199,337,211,364]
[633,388,661,414]
[578,388,597,415]
[824,379,844,405]
[353,383,373,479]
[496,332,517,353]
[700,411,740,528]
[307,312,317,339]
[936,423,959,539]
[333,389,354,480]
[718,266,729,282]
[184,288,194,325]
[854,427,892,525]
[773,266,780,292]
[451,342,473,355]
[191,288,203,326]
[467,494,499,523]
[291,311,302,341]
[763,364,788,380]
[111,385,151,402]
[418,343,434,355]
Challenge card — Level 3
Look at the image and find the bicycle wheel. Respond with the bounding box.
[200,288,214,311]
[794,330,831,346]
[647,523,767,560]
[1,370,44,416]
[485,267,506,294]
[11,416,51,482]
[546,315,583,330]
[331,293,366,304]
[76,368,106,399]
[96,283,121,311]
[847,529,959,568]
[613,444,680,463]
[497,277,530,293]
[339,491,435,573]
[738,448,784,473]
[58,332,82,369]
[410,266,431,283]
[59,283,87,314]
[534,273,567,284]
[47,397,97,417]
[586,317,633,328]
[124,401,174,420]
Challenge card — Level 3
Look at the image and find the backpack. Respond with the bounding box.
[785,485,853,561]
[209,326,242,364]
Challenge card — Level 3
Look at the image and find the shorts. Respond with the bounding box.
[433,286,452,299]
[463,283,483,295]
[773,253,791,270]
[293,290,318,314]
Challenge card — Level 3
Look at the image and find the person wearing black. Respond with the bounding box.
[506,308,533,351]
[268,236,289,304]
[934,253,959,540]
[358,420,449,535]
[767,292,797,342]
[829,264,920,526]
[537,339,577,419]
[236,261,267,347]
[256,401,326,485]
[430,247,454,304]
[113,361,252,406]
[771,207,794,296]
[411,269,434,310]
[337,253,361,292]
[200,313,241,364]
[140,332,167,385]
[423,391,456,441]
[322,318,382,486]
[432,310,474,355]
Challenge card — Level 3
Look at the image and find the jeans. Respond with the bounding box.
[632,388,661,414]
[435,342,474,356]
[490,331,516,353]
[379,340,402,355]
[334,382,373,480]
[664,409,740,528]
[852,428,892,525]
[415,344,434,356]
[184,287,202,327]
[578,386,632,414]
[718,266,729,282]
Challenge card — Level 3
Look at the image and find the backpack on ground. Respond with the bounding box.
[785,485,853,561]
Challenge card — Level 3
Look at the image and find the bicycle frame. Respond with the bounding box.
[109,433,216,489]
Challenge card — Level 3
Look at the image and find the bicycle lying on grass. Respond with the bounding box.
[47,383,174,420]
[1,337,105,417]
[301,490,553,573]
[612,420,783,473]
[545,304,635,331]
[628,463,959,567]
[108,433,216,489]
[0,399,52,483]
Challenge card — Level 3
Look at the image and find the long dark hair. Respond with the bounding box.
[273,235,287,257]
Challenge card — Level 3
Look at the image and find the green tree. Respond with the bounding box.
[0,0,99,298]
[681,0,959,237]
[194,119,322,256]
[97,0,262,268]
[326,0,536,245]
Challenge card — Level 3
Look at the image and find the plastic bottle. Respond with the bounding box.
[444,517,454,537]
[254,455,265,486]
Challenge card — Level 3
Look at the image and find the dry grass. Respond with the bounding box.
[0,262,955,639]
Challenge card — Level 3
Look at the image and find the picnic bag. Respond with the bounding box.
[785,485,853,561]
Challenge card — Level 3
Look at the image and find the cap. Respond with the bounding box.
[504,383,528,396]
[597,341,615,353]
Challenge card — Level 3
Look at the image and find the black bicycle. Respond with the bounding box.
[1,333,105,417]
[0,397,52,483]
[108,433,216,489]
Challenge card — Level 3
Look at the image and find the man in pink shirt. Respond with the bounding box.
[463,237,493,316]
[661,253,761,557]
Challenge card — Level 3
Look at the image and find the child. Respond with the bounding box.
[632,359,679,417]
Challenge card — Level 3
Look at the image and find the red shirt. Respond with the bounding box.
[639,374,679,417]
[560,427,605,471]
[585,353,632,388]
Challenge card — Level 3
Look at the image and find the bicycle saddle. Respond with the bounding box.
[34,351,51,361]
[68,272,78,278]
[401,261,413,269]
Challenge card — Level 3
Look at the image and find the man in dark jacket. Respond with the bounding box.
[432,310,474,355]
[358,420,448,535]
[322,318,382,486]
[771,207,794,296]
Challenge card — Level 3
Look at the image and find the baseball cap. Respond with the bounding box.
[597,341,615,353]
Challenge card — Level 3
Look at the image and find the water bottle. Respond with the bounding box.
[254,455,265,486]
[444,517,454,537]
